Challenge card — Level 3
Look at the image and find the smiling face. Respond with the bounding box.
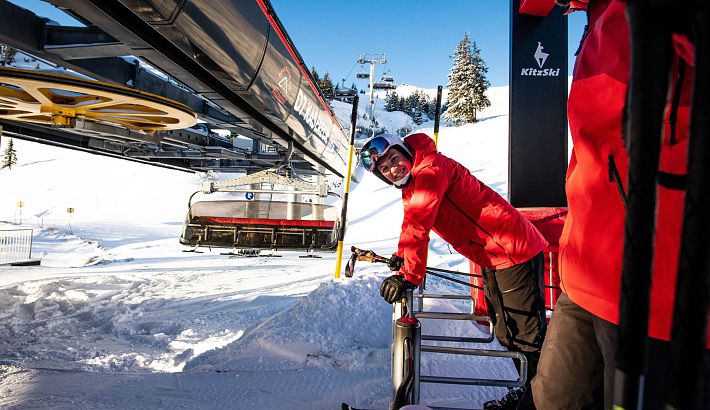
[376,148,412,184]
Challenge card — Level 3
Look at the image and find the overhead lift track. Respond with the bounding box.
[47,0,349,177]
[0,0,349,176]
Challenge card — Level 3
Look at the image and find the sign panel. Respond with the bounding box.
[509,0,568,207]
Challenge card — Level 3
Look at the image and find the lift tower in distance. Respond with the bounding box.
[357,53,387,137]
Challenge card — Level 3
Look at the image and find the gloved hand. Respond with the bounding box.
[380,275,417,304]
[388,255,404,271]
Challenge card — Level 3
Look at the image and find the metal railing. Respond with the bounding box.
[391,285,528,409]
[0,229,33,265]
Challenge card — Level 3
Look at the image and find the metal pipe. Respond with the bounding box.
[420,345,527,388]
[391,309,421,408]
[369,61,375,137]
[548,251,554,310]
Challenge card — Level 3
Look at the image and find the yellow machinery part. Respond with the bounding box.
[0,67,196,131]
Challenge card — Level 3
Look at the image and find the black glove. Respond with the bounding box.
[388,255,404,271]
[380,275,417,304]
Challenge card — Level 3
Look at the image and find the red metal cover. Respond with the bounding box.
[519,0,556,16]
[204,217,335,228]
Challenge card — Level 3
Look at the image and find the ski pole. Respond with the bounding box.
[334,95,359,279]
[613,2,672,408]
[433,85,443,147]
[425,270,484,290]
[665,4,710,409]
[346,246,484,290]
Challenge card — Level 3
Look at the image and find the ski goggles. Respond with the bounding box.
[360,136,391,172]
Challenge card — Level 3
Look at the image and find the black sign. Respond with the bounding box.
[509,0,568,207]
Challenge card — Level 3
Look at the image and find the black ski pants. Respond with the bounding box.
[482,252,547,382]
[531,292,710,410]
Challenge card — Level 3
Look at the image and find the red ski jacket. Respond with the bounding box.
[561,0,709,346]
[396,133,547,286]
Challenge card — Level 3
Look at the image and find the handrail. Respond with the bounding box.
[420,345,527,388]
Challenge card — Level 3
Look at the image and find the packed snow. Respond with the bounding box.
[0,86,520,409]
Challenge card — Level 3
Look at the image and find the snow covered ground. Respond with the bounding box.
[0,87,519,409]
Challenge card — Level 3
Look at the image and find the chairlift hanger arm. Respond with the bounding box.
[202,168,321,194]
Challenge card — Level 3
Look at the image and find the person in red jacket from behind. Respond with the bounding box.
[531,1,709,409]
[360,132,548,409]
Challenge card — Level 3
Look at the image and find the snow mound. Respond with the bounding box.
[186,276,392,371]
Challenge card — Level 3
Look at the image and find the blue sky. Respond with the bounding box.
[13,0,585,88]
[270,0,586,88]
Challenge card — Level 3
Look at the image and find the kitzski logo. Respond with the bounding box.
[521,41,560,77]
[271,66,291,104]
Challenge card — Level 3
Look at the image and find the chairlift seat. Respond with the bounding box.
[203,217,334,228]
[373,82,397,90]
[335,89,357,97]
[180,200,338,251]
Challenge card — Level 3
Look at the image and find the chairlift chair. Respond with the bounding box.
[334,88,357,98]
[373,82,397,90]
[381,72,395,83]
[180,169,339,252]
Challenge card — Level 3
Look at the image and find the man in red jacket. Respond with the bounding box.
[530,1,709,409]
[360,132,548,408]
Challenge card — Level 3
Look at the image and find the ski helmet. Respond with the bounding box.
[360,133,413,187]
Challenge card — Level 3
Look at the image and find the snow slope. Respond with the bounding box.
[0,87,517,409]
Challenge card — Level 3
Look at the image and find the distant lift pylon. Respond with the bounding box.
[357,53,388,137]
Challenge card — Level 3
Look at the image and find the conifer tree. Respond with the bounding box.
[444,34,491,124]
[470,42,491,118]
[310,67,320,84]
[413,110,423,125]
[319,72,334,100]
[385,91,399,112]
[1,138,17,170]
[426,100,438,121]
[414,90,429,114]
[1,45,16,66]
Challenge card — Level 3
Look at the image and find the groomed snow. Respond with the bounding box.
[0,86,519,409]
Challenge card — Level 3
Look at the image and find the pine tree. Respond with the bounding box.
[426,100,438,121]
[470,42,491,118]
[310,67,320,84]
[444,34,491,124]
[319,72,334,100]
[385,91,399,112]
[414,90,429,114]
[1,44,17,66]
[413,110,423,125]
[1,138,18,170]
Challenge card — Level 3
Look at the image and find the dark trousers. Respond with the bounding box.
[482,252,547,382]
[531,293,710,410]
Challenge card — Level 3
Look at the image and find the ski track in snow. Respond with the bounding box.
[0,88,520,409]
